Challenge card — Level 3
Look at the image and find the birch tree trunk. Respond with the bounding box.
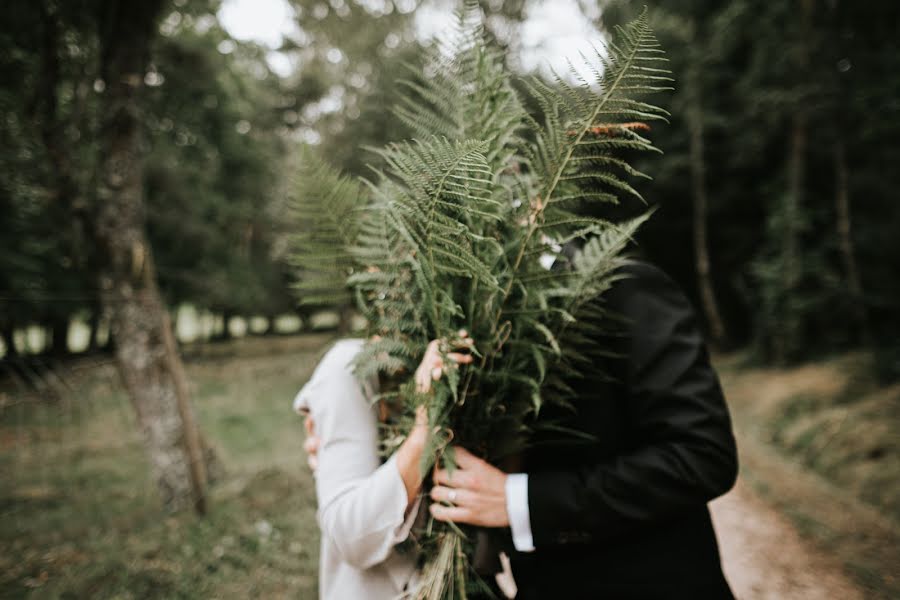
[94,0,209,513]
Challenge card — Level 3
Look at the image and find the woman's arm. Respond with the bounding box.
[300,341,424,570]
[300,336,470,570]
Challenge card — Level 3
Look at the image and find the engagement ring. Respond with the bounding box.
[448,490,457,503]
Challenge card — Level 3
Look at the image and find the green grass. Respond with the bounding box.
[0,334,335,600]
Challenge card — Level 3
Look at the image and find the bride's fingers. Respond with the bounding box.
[450,334,474,350]
[304,432,320,472]
[416,354,436,391]
[446,352,473,365]
[415,369,428,393]
[416,336,475,393]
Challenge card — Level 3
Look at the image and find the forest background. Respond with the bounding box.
[5,0,899,374]
[1,0,898,598]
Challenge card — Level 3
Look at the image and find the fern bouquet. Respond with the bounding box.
[290,5,671,598]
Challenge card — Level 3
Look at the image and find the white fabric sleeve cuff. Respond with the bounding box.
[505,473,535,553]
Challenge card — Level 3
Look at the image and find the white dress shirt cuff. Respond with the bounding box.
[505,473,535,553]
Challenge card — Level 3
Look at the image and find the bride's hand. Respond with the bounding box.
[303,415,320,472]
[398,332,473,505]
[414,330,474,394]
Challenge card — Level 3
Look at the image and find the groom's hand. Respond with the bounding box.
[430,446,510,528]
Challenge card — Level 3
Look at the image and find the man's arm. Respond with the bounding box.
[526,261,738,546]
[428,263,737,547]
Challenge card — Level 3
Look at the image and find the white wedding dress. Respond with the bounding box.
[293,339,420,600]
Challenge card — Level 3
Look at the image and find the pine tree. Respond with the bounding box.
[289,5,670,596]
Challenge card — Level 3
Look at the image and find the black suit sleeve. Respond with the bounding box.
[527,262,738,547]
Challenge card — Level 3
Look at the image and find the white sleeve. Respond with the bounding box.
[505,473,535,553]
[299,341,416,569]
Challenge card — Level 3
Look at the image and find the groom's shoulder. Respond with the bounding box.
[605,260,701,351]
[607,260,688,310]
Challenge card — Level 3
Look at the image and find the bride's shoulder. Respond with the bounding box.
[318,338,365,373]
[293,338,367,414]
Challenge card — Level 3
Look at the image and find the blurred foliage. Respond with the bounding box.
[1,0,898,380]
[598,0,900,377]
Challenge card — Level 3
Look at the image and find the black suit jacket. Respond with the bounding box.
[510,261,738,599]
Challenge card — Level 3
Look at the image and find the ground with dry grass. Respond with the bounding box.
[712,480,864,600]
[1,334,334,600]
[1,339,897,599]
[716,353,900,599]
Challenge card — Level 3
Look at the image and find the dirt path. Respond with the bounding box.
[710,480,864,600]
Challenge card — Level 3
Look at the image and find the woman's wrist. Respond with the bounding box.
[396,430,427,505]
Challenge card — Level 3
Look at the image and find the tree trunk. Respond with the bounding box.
[686,73,727,347]
[49,315,70,357]
[776,108,807,364]
[216,310,233,341]
[87,307,101,352]
[776,0,813,364]
[94,0,209,514]
[1,324,17,358]
[833,142,869,341]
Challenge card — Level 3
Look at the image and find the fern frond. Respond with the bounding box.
[370,136,501,333]
[393,1,526,175]
[286,153,365,307]
[487,8,671,337]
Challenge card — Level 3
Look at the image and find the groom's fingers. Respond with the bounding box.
[429,502,472,524]
[433,467,474,489]
[452,446,482,469]
[430,485,471,506]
